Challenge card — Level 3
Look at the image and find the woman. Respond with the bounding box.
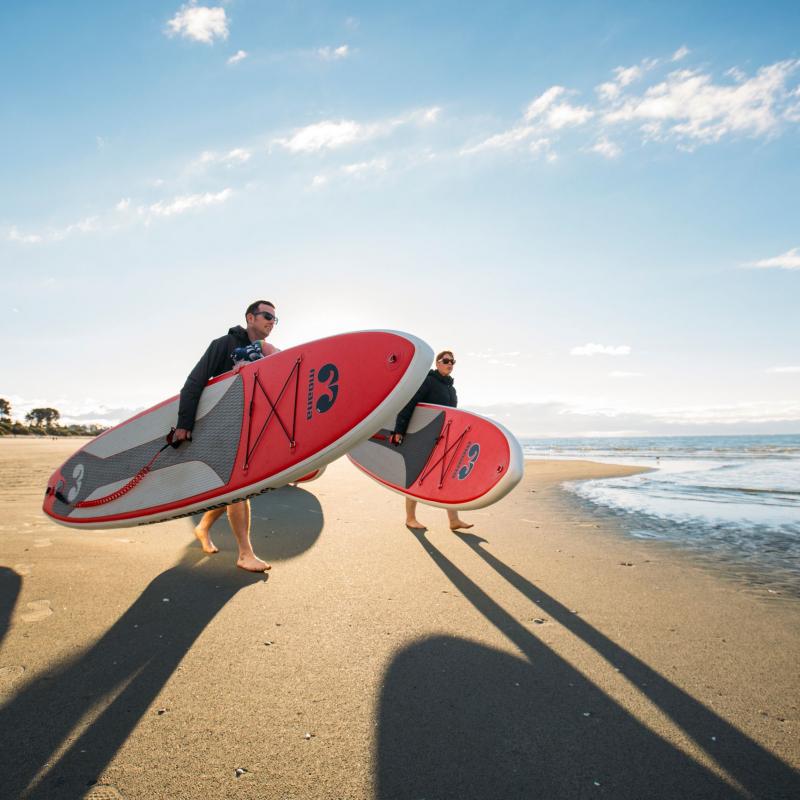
[390,350,473,531]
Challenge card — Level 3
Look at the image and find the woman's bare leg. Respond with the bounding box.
[447,508,473,530]
[227,500,270,572]
[405,497,426,529]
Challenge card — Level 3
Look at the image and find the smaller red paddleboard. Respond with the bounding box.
[43,331,432,529]
[347,404,523,510]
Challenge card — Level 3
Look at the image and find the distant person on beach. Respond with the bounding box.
[390,350,473,532]
[174,300,279,572]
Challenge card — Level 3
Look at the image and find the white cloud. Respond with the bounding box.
[524,86,566,120]
[193,147,252,168]
[145,188,233,217]
[460,125,536,155]
[589,136,621,158]
[767,366,800,373]
[6,216,99,244]
[227,50,248,65]
[276,120,365,152]
[745,246,800,270]
[317,45,350,61]
[672,45,690,62]
[116,198,131,212]
[274,107,439,153]
[166,2,228,44]
[7,226,43,244]
[310,175,328,189]
[341,158,389,176]
[571,343,632,356]
[524,86,592,129]
[603,59,800,143]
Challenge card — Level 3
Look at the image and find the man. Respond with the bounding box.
[174,300,279,572]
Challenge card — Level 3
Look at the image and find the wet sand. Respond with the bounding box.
[0,438,798,799]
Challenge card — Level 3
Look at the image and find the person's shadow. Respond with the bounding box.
[0,487,323,799]
[376,529,800,799]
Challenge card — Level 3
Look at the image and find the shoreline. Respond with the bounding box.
[0,439,798,798]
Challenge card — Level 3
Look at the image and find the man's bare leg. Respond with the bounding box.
[194,508,224,553]
[227,500,271,572]
[405,497,426,530]
[448,508,473,530]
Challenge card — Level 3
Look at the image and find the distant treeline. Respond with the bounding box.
[0,398,107,437]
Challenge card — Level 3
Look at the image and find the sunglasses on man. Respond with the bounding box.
[253,310,278,324]
[439,358,456,365]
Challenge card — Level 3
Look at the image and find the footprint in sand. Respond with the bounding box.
[0,665,25,690]
[20,600,53,622]
[33,538,52,548]
[13,563,33,576]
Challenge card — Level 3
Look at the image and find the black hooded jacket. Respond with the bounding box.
[394,369,458,436]
[177,325,251,431]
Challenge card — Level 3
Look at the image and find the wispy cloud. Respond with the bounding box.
[227,49,248,65]
[5,216,99,244]
[144,188,234,218]
[273,106,441,153]
[192,148,252,169]
[744,246,800,270]
[767,366,800,373]
[571,343,632,356]
[6,188,234,243]
[317,45,350,61]
[589,136,621,158]
[166,2,228,44]
[462,53,800,160]
[672,45,690,62]
[603,59,800,145]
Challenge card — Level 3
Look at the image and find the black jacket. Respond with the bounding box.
[177,325,251,430]
[394,369,458,435]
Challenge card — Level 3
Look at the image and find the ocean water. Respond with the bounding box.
[522,435,800,597]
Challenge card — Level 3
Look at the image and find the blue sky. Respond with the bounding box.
[2,1,799,436]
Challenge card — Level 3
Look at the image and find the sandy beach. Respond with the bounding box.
[0,437,798,799]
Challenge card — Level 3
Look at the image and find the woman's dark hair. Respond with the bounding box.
[245,300,275,318]
[436,350,454,362]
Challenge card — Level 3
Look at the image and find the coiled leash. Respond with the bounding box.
[54,428,186,507]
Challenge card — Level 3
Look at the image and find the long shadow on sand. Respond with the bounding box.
[0,566,22,645]
[376,529,799,800]
[0,488,322,799]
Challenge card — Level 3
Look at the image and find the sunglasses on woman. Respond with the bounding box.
[439,358,456,365]
[254,311,278,323]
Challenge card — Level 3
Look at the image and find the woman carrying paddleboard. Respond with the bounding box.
[390,351,473,531]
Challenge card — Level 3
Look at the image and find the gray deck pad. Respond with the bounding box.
[350,409,445,489]
[52,377,243,519]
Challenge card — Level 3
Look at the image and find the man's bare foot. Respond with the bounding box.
[405,519,427,531]
[237,554,271,572]
[194,525,219,554]
[449,520,474,530]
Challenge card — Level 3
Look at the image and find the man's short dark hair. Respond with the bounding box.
[245,300,275,318]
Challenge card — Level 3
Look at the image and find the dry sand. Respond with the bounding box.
[0,438,798,799]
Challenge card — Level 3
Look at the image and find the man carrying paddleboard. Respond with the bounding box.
[174,300,279,572]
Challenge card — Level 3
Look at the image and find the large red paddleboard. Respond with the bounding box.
[347,404,523,510]
[43,331,433,529]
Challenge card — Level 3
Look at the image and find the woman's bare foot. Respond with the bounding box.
[405,518,427,530]
[449,520,474,531]
[237,553,271,572]
[194,524,219,554]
